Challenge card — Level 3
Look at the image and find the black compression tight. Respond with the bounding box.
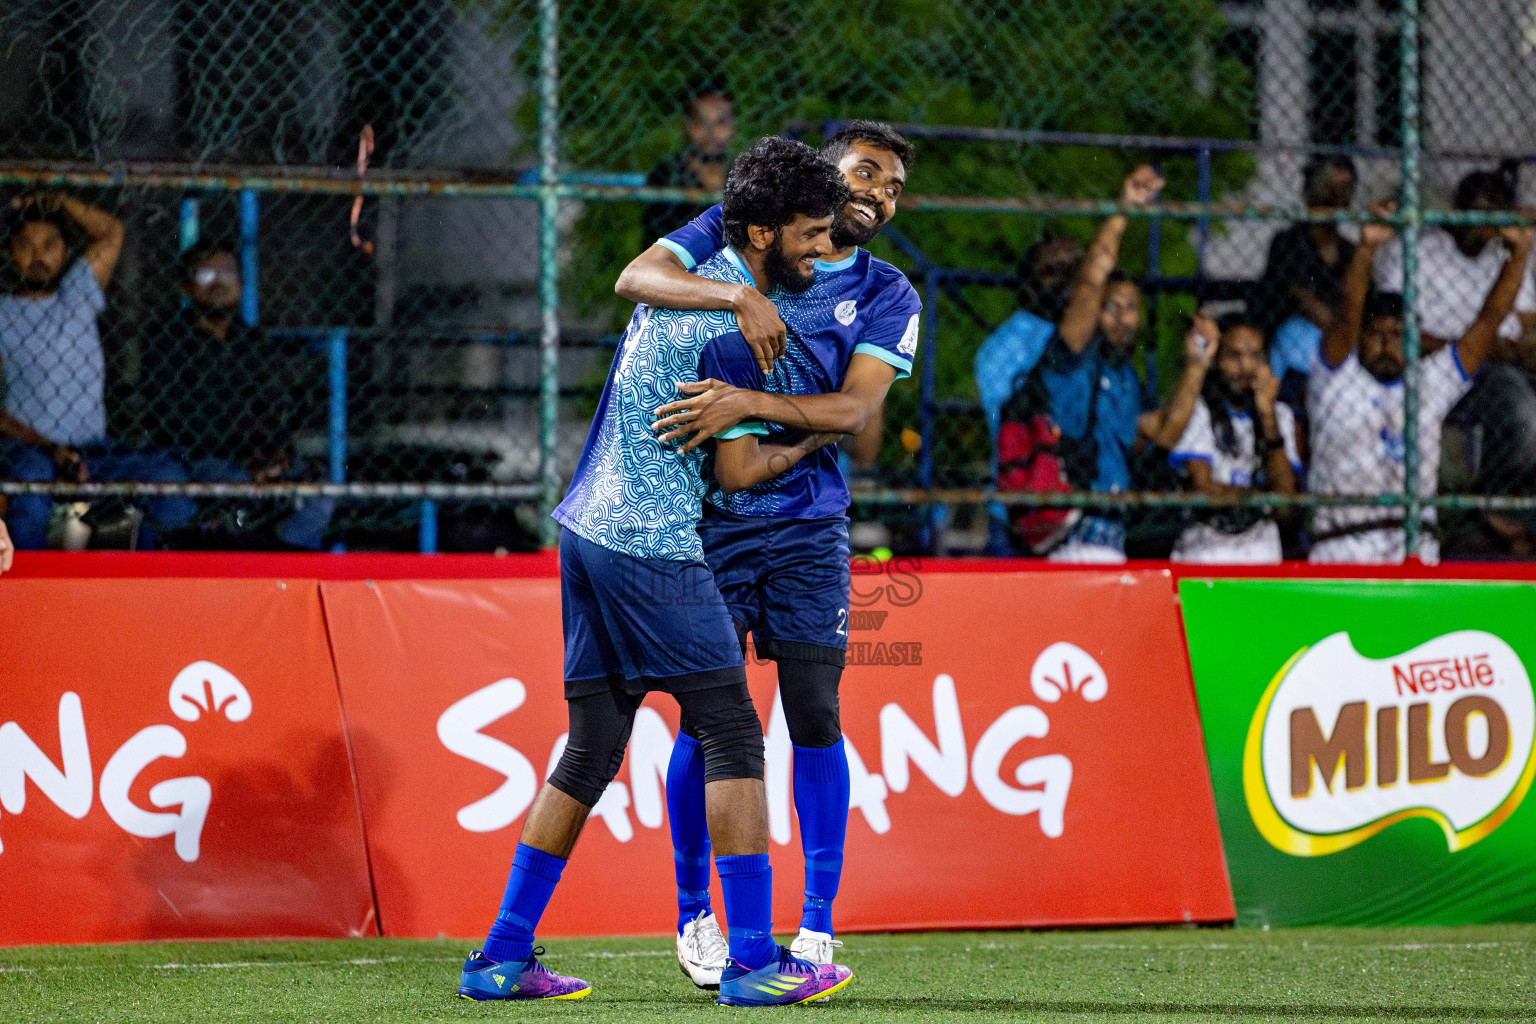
[549,682,764,806]
[680,657,843,749]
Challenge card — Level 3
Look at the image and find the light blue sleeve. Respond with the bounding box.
[1270,315,1323,379]
[974,311,1054,437]
[716,422,771,440]
[60,258,106,316]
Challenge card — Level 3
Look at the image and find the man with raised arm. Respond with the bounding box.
[618,122,920,982]
[975,165,1209,561]
[0,191,194,549]
[1309,206,1533,563]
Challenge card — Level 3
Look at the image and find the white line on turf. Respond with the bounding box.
[0,950,684,974]
[1,940,1528,976]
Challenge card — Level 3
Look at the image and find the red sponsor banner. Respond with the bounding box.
[322,569,1232,940]
[0,579,375,945]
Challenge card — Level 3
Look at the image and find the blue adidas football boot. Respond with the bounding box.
[716,945,852,1006]
[456,947,592,1001]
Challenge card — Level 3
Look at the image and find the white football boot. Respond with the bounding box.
[789,927,843,965]
[676,910,729,990]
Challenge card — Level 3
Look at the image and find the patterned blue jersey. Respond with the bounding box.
[554,249,757,561]
[662,204,923,519]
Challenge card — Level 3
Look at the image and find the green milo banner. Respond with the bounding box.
[1180,579,1536,927]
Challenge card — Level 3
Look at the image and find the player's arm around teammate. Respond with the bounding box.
[652,351,898,451]
[459,138,857,1009]
[617,244,786,374]
[713,429,841,493]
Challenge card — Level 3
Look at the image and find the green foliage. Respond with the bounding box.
[530,0,1253,312]
[505,0,1258,479]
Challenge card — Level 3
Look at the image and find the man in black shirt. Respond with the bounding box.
[148,242,332,548]
[1252,156,1358,376]
[640,83,734,244]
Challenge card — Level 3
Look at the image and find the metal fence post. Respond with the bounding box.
[239,190,259,329]
[419,498,439,554]
[920,272,940,551]
[178,198,200,253]
[1195,146,1211,287]
[1400,0,1423,558]
[326,327,349,554]
[537,0,562,548]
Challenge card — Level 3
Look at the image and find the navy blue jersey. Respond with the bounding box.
[700,330,848,519]
[661,204,923,519]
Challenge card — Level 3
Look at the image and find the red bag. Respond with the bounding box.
[996,413,1082,554]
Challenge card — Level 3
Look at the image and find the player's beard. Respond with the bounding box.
[766,233,817,294]
[19,261,64,293]
[1365,354,1405,384]
[1202,371,1259,456]
[830,201,884,249]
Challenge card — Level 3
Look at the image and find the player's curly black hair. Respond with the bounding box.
[821,120,915,170]
[721,136,850,251]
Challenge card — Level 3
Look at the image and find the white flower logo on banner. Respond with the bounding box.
[2,662,250,863]
[1030,642,1108,703]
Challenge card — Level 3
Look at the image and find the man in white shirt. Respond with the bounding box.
[1372,165,1536,347]
[1169,315,1302,563]
[0,192,193,548]
[1310,209,1533,564]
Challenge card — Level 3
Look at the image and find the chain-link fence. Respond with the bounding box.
[1,0,1534,560]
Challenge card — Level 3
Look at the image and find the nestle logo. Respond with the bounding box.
[1392,655,1496,696]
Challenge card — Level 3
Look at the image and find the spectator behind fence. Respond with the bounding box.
[1016,234,1087,325]
[1372,162,1536,348]
[978,165,1211,562]
[640,82,735,244]
[145,242,333,550]
[1168,315,1301,564]
[0,191,193,549]
[977,233,1090,442]
[1252,155,1357,384]
[974,233,1086,554]
[1309,207,1532,563]
[1372,166,1536,557]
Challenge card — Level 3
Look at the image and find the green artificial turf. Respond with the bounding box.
[2,926,1533,1023]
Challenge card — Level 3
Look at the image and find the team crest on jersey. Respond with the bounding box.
[897,313,920,356]
[835,300,858,325]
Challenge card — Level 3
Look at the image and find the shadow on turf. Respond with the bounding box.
[849,997,1522,1019]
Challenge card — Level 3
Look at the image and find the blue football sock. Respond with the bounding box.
[716,853,776,970]
[484,843,566,964]
[794,739,849,937]
[667,733,714,932]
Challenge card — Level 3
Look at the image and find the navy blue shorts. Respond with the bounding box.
[698,508,851,667]
[560,530,746,698]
